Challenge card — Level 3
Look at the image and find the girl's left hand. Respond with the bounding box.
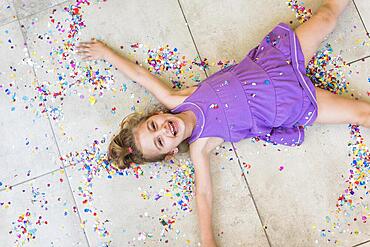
[76,38,109,60]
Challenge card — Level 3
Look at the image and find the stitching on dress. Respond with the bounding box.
[240,58,278,127]
[291,32,318,126]
[296,126,301,144]
[277,23,318,126]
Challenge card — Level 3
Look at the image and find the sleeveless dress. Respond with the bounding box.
[170,23,318,147]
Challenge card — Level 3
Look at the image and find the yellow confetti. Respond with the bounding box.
[89,96,96,105]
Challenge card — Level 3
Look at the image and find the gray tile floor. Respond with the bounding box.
[0,0,369,246]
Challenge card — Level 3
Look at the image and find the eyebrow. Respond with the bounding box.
[147,120,161,151]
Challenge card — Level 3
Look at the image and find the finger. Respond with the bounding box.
[78,42,93,46]
[76,44,91,49]
[76,47,89,52]
[82,56,93,60]
[76,51,89,56]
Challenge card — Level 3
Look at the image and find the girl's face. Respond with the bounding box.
[133,112,185,159]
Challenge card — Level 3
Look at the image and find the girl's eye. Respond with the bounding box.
[151,122,156,130]
[158,138,163,147]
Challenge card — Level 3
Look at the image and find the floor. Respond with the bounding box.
[0,0,369,246]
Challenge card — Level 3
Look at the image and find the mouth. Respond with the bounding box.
[168,120,178,137]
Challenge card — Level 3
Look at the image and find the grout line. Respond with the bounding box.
[352,239,370,247]
[176,0,209,79]
[11,3,92,246]
[0,167,64,192]
[0,162,80,192]
[231,143,273,247]
[13,0,65,175]
[346,55,370,65]
[11,0,69,23]
[0,18,19,28]
[352,0,369,38]
[176,0,272,245]
[0,0,18,28]
[45,115,92,247]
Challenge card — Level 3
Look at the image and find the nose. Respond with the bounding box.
[160,122,172,136]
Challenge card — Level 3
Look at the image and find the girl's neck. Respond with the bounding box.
[178,110,196,140]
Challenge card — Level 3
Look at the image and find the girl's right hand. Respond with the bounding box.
[76,38,110,60]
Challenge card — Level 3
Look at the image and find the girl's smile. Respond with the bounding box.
[133,111,196,159]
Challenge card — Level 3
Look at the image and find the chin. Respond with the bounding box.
[175,117,183,138]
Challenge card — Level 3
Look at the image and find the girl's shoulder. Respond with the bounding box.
[174,85,198,97]
[190,136,224,154]
[170,85,199,107]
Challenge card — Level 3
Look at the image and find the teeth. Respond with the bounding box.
[169,122,175,136]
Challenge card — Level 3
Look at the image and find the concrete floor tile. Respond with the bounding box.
[327,1,369,63]
[179,0,368,73]
[62,140,269,246]
[344,58,369,101]
[0,170,88,246]
[0,0,17,26]
[18,0,204,154]
[16,0,270,245]
[234,123,370,246]
[13,0,67,19]
[354,0,370,35]
[0,21,62,188]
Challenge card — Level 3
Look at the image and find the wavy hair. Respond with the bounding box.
[107,104,189,169]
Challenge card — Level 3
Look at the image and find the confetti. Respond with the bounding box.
[88,96,96,105]
[319,125,370,242]
[306,44,349,95]
[10,209,47,245]
[287,0,313,23]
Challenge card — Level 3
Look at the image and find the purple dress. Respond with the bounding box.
[170,23,318,146]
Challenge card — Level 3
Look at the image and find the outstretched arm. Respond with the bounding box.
[190,146,218,247]
[76,39,178,108]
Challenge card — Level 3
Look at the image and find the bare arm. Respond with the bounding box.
[190,146,217,247]
[76,39,179,108]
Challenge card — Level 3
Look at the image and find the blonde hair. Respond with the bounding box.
[107,104,189,169]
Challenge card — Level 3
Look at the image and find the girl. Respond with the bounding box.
[77,0,369,245]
